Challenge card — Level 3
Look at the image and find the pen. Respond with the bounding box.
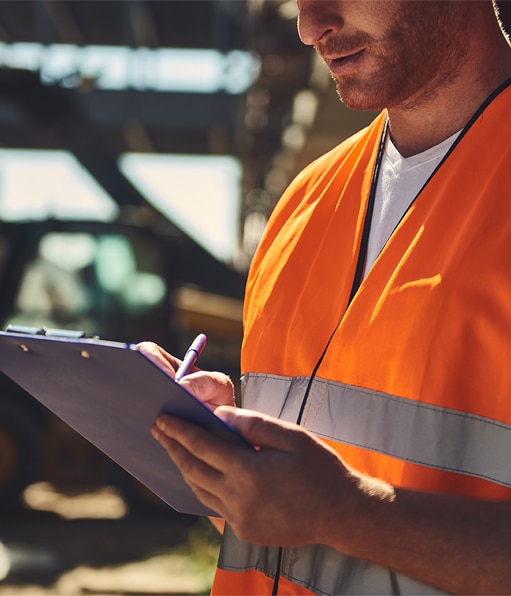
[175,333,207,382]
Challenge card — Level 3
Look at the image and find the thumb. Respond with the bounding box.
[216,406,299,452]
[180,371,235,409]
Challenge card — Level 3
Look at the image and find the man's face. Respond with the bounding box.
[296,0,467,111]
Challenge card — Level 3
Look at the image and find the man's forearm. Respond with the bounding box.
[327,472,511,594]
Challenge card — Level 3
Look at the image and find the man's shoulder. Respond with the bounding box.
[263,113,385,229]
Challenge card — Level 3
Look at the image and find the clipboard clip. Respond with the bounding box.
[5,324,90,339]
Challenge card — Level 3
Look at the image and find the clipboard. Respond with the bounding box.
[0,328,250,516]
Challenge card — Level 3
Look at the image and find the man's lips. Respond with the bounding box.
[323,49,365,76]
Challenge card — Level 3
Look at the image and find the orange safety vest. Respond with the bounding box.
[212,80,511,595]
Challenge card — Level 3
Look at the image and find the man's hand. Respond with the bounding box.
[135,342,235,410]
[151,406,365,547]
[150,404,511,593]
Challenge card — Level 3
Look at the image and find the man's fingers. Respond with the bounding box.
[216,406,305,452]
[179,371,235,409]
[152,414,242,472]
[135,343,235,409]
[135,341,180,378]
[186,484,227,518]
[151,418,233,516]
[152,420,226,482]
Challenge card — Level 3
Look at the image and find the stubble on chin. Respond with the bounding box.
[331,74,388,112]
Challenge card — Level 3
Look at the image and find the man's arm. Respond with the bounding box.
[152,406,511,595]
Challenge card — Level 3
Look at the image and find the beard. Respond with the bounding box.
[315,1,468,112]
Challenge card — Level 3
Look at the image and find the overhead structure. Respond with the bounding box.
[0,1,252,170]
[0,0,509,266]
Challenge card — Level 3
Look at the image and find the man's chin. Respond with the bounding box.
[334,85,386,113]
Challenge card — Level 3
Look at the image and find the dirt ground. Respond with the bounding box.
[0,483,221,595]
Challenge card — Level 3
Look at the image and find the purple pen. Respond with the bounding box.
[175,333,207,382]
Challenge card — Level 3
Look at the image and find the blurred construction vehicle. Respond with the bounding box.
[0,212,245,514]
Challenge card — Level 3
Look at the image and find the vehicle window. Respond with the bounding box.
[10,231,167,343]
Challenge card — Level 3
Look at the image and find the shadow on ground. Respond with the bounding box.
[0,484,220,595]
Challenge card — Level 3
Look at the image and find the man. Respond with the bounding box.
[146,1,511,593]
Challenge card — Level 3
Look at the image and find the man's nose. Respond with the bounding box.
[297,1,343,46]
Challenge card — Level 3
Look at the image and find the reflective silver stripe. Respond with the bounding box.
[242,373,511,487]
[225,373,503,594]
[218,525,445,595]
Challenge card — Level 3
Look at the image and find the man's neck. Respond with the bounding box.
[387,77,507,157]
[388,7,511,158]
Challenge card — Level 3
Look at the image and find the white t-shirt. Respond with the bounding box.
[363,130,461,277]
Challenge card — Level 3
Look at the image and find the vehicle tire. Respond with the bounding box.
[0,399,43,512]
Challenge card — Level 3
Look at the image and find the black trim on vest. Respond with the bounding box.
[296,119,388,427]
[348,118,389,304]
